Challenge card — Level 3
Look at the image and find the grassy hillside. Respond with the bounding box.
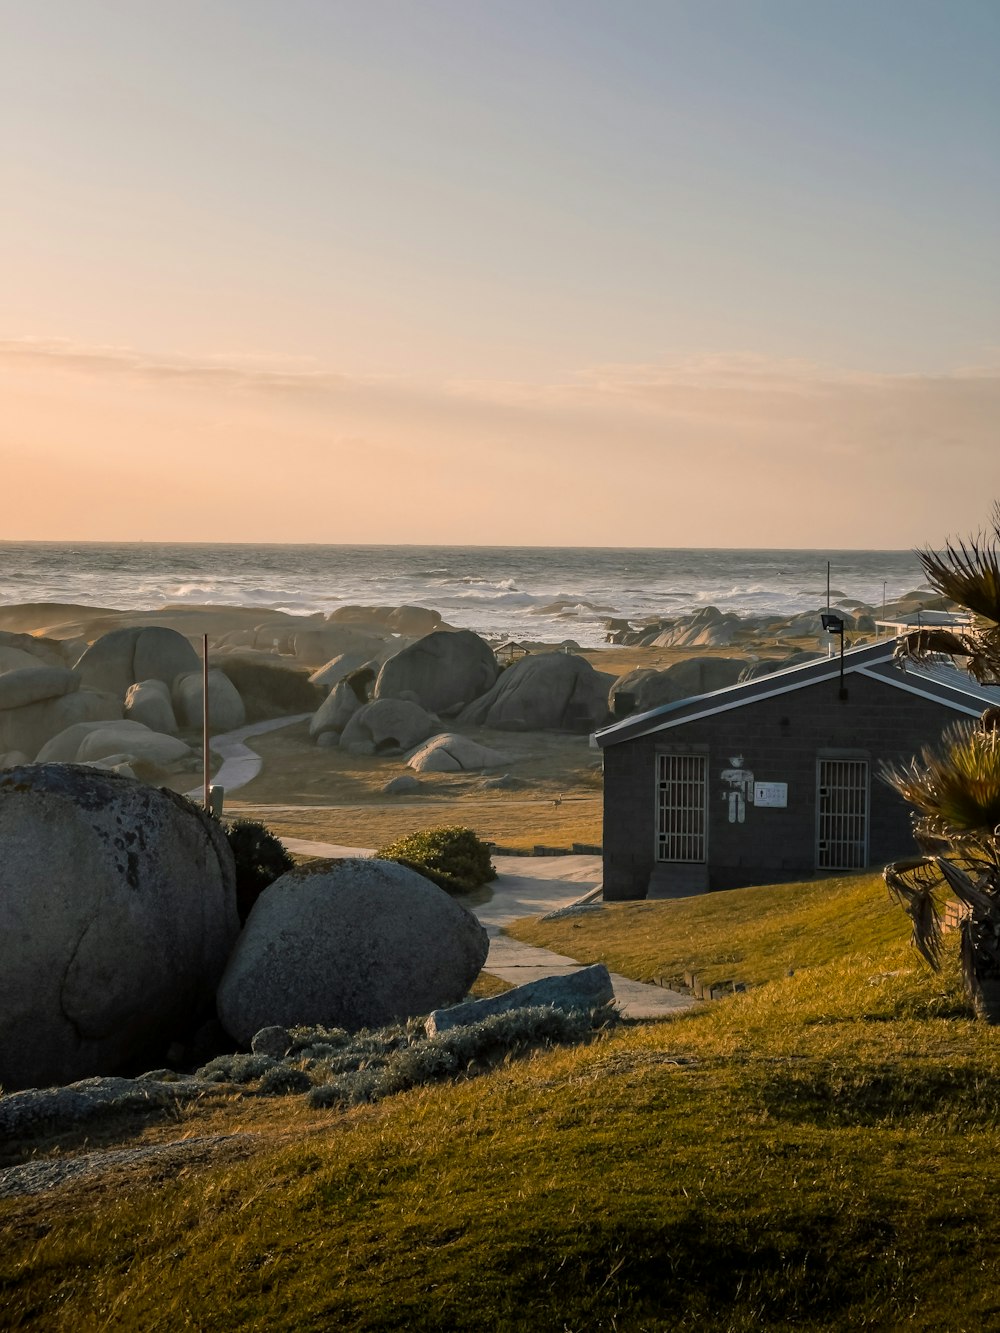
[4,874,1000,1330]
[507,870,913,987]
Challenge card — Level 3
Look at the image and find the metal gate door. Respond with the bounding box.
[816,758,869,870]
[657,754,707,862]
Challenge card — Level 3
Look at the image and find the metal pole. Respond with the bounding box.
[202,632,210,811]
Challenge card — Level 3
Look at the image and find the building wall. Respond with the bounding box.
[602,671,965,900]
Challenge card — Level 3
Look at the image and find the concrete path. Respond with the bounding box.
[194,716,695,1019]
[282,839,696,1021]
[186,713,312,800]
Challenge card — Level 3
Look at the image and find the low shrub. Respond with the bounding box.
[224,817,295,922]
[196,1052,276,1084]
[376,825,497,895]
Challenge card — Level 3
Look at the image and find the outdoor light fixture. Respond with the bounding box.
[821,614,848,700]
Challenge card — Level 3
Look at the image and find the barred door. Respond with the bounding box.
[657,754,707,862]
[816,759,869,870]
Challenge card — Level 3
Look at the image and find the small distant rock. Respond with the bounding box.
[407,733,509,773]
[382,774,422,795]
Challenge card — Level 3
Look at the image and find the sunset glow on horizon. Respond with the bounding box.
[3,1,998,548]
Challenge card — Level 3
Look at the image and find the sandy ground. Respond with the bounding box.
[4,598,822,851]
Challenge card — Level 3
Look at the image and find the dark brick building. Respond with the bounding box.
[596,640,1000,900]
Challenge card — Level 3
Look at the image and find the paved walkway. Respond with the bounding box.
[283,839,696,1021]
[185,713,312,800]
[195,716,696,1020]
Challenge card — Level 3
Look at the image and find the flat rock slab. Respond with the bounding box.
[0,1133,249,1200]
[427,962,614,1035]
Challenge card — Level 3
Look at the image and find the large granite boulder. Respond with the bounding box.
[0,689,122,761]
[339,698,441,755]
[611,657,746,715]
[217,858,489,1041]
[382,605,444,636]
[173,669,246,732]
[217,658,322,721]
[459,653,614,732]
[0,765,239,1090]
[75,722,192,769]
[0,646,48,674]
[309,677,363,741]
[652,607,744,649]
[407,733,510,773]
[124,679,179,734]
[0,630,67,668]
[290,626,394,669]
[309,651,382,690]
[75,626,200,699]
[0,666,80,711]
[737,651,823,683]
[374,630,498,716]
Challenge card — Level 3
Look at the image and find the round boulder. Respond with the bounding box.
[309,677,363,741]
[124,679,179,735]
[0,688,122,762]
[459,653,614,732]
[173,669,246,732]
[374,630,499,716]
[0,666,80,711]
[75,626,200,699]
[0,765,239,1091]
[339,698,441,756]
[407,733,510,773]
[614,657,747,714]
[75,722,192,769]
[216,857,489,1041]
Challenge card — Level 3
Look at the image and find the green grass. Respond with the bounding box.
[5,873,1000,1330]
[508,870,915,987]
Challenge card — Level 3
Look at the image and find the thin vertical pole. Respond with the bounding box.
[826,561,830,614]
[202,633,210,811]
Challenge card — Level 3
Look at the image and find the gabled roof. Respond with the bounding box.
[595,638,999,748]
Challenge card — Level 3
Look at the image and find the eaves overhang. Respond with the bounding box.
[595,640,899,748]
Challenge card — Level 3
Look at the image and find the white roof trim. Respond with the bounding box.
[854,665,987,718]
[598,649,896,744]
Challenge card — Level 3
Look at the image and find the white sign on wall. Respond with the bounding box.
[753,782,788,808]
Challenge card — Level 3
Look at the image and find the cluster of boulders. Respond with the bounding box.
[0,764,490,1093]
[307,628,617,766]
[604,601,889,649]
[0,621,329,779]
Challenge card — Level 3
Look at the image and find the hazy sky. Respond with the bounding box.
[2,1,998,546]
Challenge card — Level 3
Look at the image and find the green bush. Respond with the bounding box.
[224,817,295,923]
[376,825,497,895]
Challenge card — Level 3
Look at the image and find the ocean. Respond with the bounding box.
[0,543,928,649]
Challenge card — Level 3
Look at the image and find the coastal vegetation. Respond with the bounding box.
[376,825,497,895]
[6,870,1000,1329]
[882,505,1000,1019]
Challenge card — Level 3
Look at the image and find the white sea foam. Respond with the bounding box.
[0,543,929,649]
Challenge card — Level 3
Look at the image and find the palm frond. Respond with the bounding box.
[918,526,1000,625]
[884,857,946,969]
[936,857,1000,916]
[881,722,1000,839]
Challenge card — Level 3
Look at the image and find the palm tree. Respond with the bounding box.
[897,500,1000,683]
[884,504,1000,1019]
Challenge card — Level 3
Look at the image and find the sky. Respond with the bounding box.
[2,0,998,547]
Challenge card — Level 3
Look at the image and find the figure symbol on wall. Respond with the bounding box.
[720,755,754,825]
